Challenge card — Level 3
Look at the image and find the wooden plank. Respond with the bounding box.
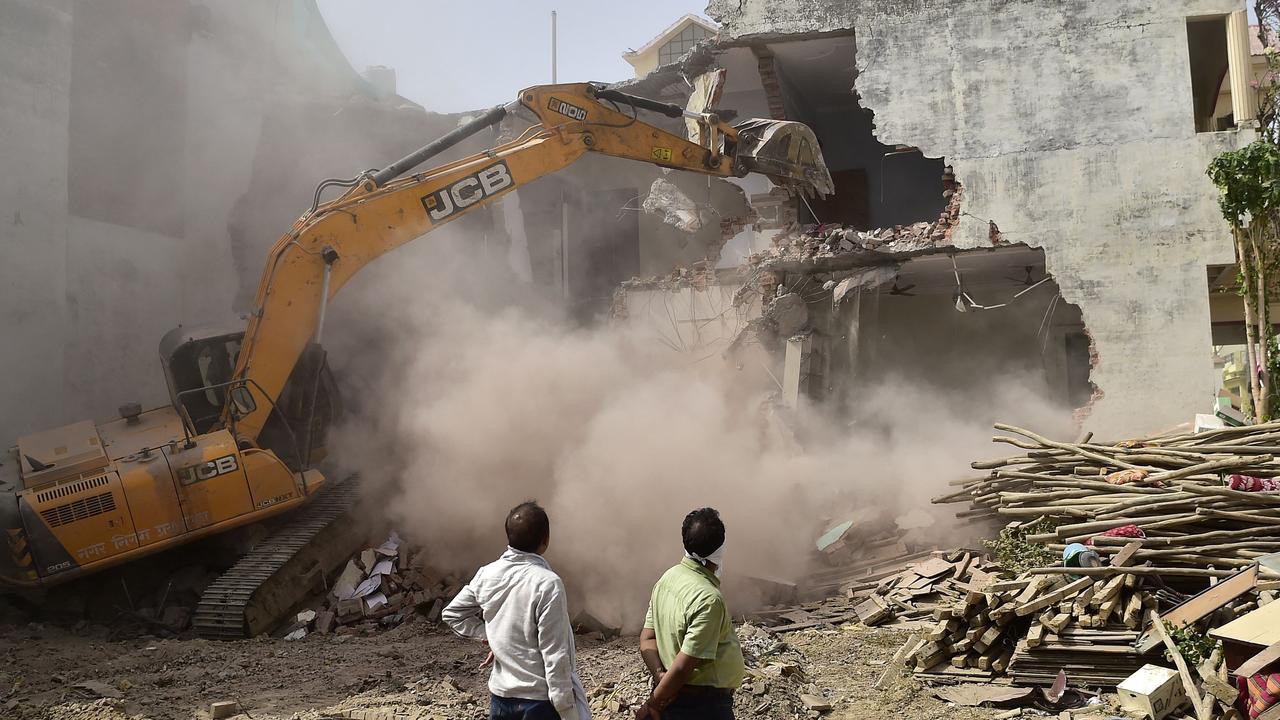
[1026,623,1045,648]
[1097,596,1120,624]
[1150,610,1212,720]
[1094,575,1126,605]
[1138,564,1260,653]
[855,595,894,627]
[1166,564,1259,628]
[973,625,1003,653]
[1111,540,1143,567]
[1014,577,1046,606]
[1042,612,1071,634]
[1014,576,1094,617]
[911,557,956,579]
[982,578,1031,594]
[1210,596,1280,647]
[1072,582,1099,616]
[1235,640,1280,678]
[875,634,923,690]
[1201,674,1238,704]
[1122,593,1143,629]
[772,610,860,633]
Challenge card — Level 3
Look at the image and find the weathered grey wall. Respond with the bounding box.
[708,0,1251,436]
[0,1,438,446]
[0,0,74,442]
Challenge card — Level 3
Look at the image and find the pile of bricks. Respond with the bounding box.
[750,167,963,269]
[279,533,467,638]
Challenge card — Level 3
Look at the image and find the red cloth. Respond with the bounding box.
[1230,474,1280,492]
[1085,524,1146,546]
[1243,672,1280,718]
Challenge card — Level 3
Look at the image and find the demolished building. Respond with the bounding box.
[1,0,1264,445]
[610,0,1263,436]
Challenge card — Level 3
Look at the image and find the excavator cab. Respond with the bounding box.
[159,327,341,470]
[160,324,246,436]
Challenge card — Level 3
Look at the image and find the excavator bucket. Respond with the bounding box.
[733,119,835,197]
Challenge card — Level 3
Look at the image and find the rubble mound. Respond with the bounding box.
[752,168,963,268]
[277,532,469,640]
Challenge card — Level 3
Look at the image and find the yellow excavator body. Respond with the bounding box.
[0,82,831,636]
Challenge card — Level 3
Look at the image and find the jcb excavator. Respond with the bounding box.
[0,82,832,638]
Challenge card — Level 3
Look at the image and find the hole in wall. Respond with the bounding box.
[1187,15,1234,132]
[761,246,1093,421]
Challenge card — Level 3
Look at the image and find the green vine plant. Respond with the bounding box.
[1165,621,1219,670]
[984,519,1058,575]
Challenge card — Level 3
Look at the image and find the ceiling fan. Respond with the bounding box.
[1006,265,1040,287]
[888,277,917,296]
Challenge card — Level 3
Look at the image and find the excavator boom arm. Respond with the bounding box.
[227,83,830,444]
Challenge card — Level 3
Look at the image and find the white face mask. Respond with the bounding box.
[684,544,725,577]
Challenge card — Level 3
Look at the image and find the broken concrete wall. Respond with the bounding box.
[516,152,753,316]
[855,289,1081,411]
[0,0,455,445]
[709,0,1252,435]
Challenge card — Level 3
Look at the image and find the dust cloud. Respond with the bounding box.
[326,236,1073,631]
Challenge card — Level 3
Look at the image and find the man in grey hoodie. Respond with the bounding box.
[443,501,588,720]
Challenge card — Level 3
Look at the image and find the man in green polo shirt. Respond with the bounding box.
[635,507,744,720]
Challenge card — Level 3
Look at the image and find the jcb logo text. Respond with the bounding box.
[177,454,238,486]
[420,161,514,223]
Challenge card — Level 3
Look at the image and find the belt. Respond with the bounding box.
[677,684,733,698]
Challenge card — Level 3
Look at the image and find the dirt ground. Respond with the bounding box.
[0,616,1017,720]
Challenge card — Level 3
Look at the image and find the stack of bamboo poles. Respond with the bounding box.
[935,422,1280,580]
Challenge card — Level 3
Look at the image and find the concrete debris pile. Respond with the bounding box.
[616,259,723,292]
[279,532,468,639]
[936,422,1280,579]
[750,168,961,268]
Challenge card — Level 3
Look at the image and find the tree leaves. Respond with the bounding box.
[1207,140,1280,227]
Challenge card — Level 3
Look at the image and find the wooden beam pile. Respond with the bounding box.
[935,422,1280,578]
[908,569,1160,686]
[855,551,996,628]
[804,527,943,599]
[757,549,979,632]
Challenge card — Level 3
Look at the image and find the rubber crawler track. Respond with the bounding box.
[194,476,362,639]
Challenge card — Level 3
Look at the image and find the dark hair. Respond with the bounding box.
[682,507,725,559]
[506,500,550,553]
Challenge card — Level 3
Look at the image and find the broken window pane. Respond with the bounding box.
[658,23,711,66]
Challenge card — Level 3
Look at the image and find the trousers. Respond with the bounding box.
[490,694,560,720]
[661,688,735,720]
